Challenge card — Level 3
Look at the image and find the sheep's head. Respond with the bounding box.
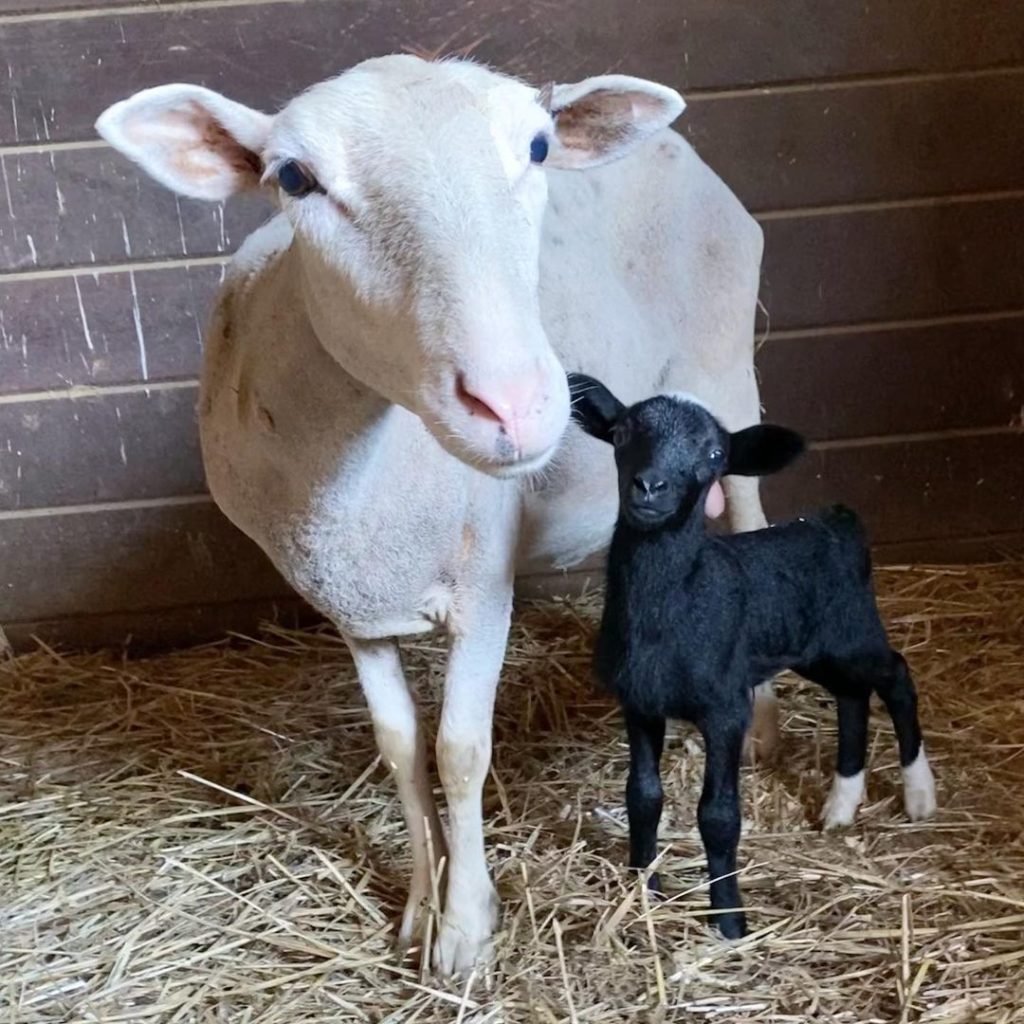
[568,372,805,530]
[96,56,685,478]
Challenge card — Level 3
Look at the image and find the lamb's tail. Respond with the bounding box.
[820,504,872,580]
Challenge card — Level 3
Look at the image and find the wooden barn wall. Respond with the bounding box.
[1,0,1023,648]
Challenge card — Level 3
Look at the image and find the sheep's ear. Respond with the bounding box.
[96,84,271,201]
[545,75,684,170]
[567,372,626,444]
[727,425,805,477]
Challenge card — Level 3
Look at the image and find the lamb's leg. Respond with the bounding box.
[874,651,936,822]
[697,715,747,939]
[822,692,871,829]
[346,637,444,950]
[433,597,511,976]
[624,711,666,891]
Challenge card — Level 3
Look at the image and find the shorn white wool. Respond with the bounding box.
[96,55,771,974]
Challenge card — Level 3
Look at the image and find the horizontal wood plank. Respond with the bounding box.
[758,316,1024,440]
[685,72,1024,211]
[2,432,1022,629]
[0,385,203,510]
[5,312,1024,514]
[3,0,1024,145]
[0,147,269,273]
[759,195,1024,330]
[764,431,1024,544]
[0,501,288,621]
[0,264,219,393]
[3,595,311,653]
[5,70,1021,270]
[7,531,1024,652]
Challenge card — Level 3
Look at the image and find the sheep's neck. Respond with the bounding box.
[609,511,706,592]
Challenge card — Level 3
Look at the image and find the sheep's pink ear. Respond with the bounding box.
[96,84,272,201]
[545,75,684,170]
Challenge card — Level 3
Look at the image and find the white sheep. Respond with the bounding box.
[97,54,771,973]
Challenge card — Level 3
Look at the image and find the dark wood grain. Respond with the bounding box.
[758,317,1024,441]
[0,385,203,510]
[0,147,269,272]
[0,264,219,393]
[2,432,1021,632]
[3,0,1024,145]
[3,596,311,653]
[6,72,1023,278]
[2,0,1023,648]
[5,150,1024,333]
[8,525,1024,653]
[685,72,1024,212]
[759,196,1024,330]
[0,500,288,621]
[764,431,1024,543]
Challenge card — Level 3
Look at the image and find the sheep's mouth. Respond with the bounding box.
[625,505,672,528]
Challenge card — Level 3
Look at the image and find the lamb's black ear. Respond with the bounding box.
[567,372,626,444]
[727,424,805,477]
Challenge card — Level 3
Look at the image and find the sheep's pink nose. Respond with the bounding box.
[456,373,551,455]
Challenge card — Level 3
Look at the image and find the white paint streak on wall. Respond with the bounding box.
[25,234,37,264]
[174,195,189,255]
[118,213,149,378]
[1,155,14,218]
[72,276,95,353]
[128,270,149,380]
[215,205,226,252]
[119,212,132,258]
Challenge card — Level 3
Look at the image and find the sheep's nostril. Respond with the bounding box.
[633,475,668,499]
[455,374,504,425]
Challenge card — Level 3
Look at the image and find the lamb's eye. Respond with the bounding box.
[277,160,322,197]
[709,448,725,465]
[612,423,630,447]
[530,133,549,164]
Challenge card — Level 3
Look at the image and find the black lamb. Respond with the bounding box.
[568,372,937,939]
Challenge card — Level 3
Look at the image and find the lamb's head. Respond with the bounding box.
[96,56,684,477]
[568,372,805,530]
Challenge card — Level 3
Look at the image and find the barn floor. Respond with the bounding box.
[3,563,1024,1023]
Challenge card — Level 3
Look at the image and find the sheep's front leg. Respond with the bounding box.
[624,711,666,891]
[697,714,747,939]
[722,475,780,764]
[346,638,445,950]
[433,596,511,976]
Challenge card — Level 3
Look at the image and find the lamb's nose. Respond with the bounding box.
[632,474,668,499]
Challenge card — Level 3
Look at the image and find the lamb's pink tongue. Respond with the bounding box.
[704,480,726,519]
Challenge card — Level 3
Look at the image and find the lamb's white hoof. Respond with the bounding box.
[902,747,937,822]
[822,770,865,830]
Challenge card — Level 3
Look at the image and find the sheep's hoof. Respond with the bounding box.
[821,770,866,830]
[903,749,937,822]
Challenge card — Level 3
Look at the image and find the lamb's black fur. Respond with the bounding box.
[569,372,936,939]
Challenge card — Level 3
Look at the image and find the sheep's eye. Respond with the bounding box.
[277,160,322,197]
[530,133,549,164]
[611,423,630,447]
[709,448,725,465]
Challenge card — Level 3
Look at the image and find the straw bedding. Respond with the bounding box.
[2,562,1023,1023]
